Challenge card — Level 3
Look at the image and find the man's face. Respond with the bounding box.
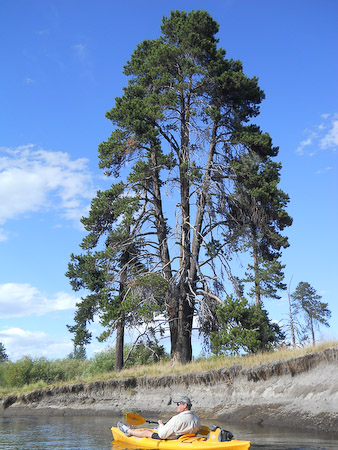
[176,401,188,412]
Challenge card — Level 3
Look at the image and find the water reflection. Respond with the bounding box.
[0,415,114,450]
[0,415,337,450]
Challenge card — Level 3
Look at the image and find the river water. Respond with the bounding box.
[0,415,337,450]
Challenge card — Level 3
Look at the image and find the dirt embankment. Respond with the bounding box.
[1,347,338,434]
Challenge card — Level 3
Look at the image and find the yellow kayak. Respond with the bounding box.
[111,426,251,450]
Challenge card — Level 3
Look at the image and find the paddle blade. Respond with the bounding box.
[126,413,146,426]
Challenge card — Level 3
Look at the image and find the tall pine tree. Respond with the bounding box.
[68,11,291,363]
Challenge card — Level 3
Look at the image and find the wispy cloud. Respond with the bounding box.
[295,137,313,155]
[0,282,78,318]
[320,118,338,150]
[296,113,338,156]
[72,43,87,61]
[24,77,35,85]
[0,145,96,239]
[315,166,333,175]
[36,29,49,36]
[71,42,93,79]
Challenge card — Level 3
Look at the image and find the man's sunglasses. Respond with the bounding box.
[176,402,183,406]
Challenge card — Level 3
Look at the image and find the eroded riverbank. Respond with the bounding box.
[1,347,338,435]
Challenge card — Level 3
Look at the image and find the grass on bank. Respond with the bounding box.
[0,340,337,399]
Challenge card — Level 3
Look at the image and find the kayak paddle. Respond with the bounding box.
[126,412,158,426]
[126,412,210,436]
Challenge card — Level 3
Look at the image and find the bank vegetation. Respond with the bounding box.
[1,341,336,400]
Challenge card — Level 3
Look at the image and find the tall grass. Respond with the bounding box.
[0,340,336,398]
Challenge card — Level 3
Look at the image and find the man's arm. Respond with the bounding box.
[157,416,178,439]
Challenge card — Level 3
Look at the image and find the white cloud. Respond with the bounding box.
[295,137,313,155]
[0,327,73,361]
[0,282,78,318]
[320,119,338,150]
[0,228,9,242]
[0,145,95,236]
[296,114,338,156]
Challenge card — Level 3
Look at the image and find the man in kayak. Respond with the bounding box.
[117,395,200,440]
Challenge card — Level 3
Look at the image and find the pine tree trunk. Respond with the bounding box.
[289,305,296,347]
[253,244,262,308]
[310,316,315,346]
[171,91,193,364]
[173,291,193,363]
[114,242,129,371]
[167,284,179,360]
[115,317,124,371]
[287,280,296,347]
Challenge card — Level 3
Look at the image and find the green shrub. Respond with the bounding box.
[83,348,115,377]
[55,357,89,381]
[29,357,67,384]
[3,357,34,387]
[0,343,170,389]
[124,342,169,368]
[0,361,8,386]
[0,356,90,388]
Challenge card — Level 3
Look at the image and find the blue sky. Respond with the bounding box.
[1,0,337,361]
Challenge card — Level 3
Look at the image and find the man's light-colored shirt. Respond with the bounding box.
[157,410,200,439]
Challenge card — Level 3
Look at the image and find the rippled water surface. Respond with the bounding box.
[0,415,337,450]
